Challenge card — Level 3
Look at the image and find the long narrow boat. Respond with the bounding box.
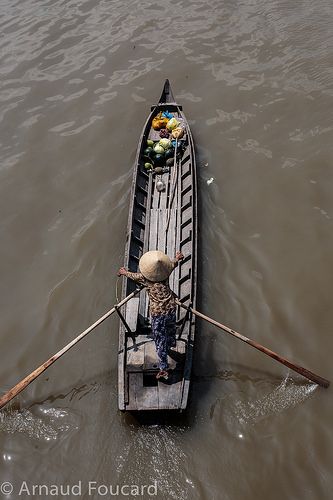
[118,80,197,411]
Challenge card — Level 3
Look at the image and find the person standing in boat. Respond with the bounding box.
[118,250,184,380]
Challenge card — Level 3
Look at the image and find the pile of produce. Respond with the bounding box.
[142,112,186,171]
[152,113,185,137]
[143,138,175,170]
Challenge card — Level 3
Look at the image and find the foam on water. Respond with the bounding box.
[228,376,318,428]
[115,425,192,500]
[0,406,79,441]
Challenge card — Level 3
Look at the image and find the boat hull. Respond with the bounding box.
[118,80,197,411]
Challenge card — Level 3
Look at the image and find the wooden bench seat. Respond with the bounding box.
[126,337,186,372]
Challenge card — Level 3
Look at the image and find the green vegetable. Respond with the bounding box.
[144,162,153,170]
[154,154,164,165]
[147,140,154,147]
[144,147,153,156]
[153,144,165,155]
[159,138,171,150]
[165,149,174,159]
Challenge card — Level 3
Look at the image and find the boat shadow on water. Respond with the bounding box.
[121,407,193,427]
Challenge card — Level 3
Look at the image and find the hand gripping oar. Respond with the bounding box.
[0,288,142,410]
[176,300,330,388]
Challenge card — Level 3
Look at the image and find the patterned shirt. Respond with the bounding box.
[125,259,178,317]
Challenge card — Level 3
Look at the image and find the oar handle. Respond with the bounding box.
[0,288,142,410]
[176,300,330,388]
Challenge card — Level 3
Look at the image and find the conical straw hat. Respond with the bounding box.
[139,250,173,282]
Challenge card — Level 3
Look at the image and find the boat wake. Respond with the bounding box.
[223,375,317,431]
[115,425,193,500]
[0,406,80,441]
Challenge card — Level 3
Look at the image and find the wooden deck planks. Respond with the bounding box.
[166,208,177,292]
[158,379,183,409]
[157,210,166,253]
[127,375,183,411]
[124,297,140,333]
[127,338,185,371]
[148,208,159,251]
[127,338,186,410]
[145,339,182,370]
[159,173,169,210]
[143,340,160,370]
[126,334,148,371]
[152,180,160,209]
[128,373,159,410]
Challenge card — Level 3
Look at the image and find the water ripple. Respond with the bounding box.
[0,0,332,499]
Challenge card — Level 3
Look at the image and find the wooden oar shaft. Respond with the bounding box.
[176,300,330,388]
[0,289,141,410]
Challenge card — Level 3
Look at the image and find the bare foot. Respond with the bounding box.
[156,370,169,380]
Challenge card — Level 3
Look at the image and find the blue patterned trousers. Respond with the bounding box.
[151,310,176,370]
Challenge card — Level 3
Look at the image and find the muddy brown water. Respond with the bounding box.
[0,1,332,499]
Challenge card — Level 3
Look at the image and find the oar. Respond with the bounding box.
[0,288,142,410]
[176,300,330,388]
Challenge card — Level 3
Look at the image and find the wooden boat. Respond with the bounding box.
[118,80,197,411]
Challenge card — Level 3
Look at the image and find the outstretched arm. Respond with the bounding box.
[117,267,145,284]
